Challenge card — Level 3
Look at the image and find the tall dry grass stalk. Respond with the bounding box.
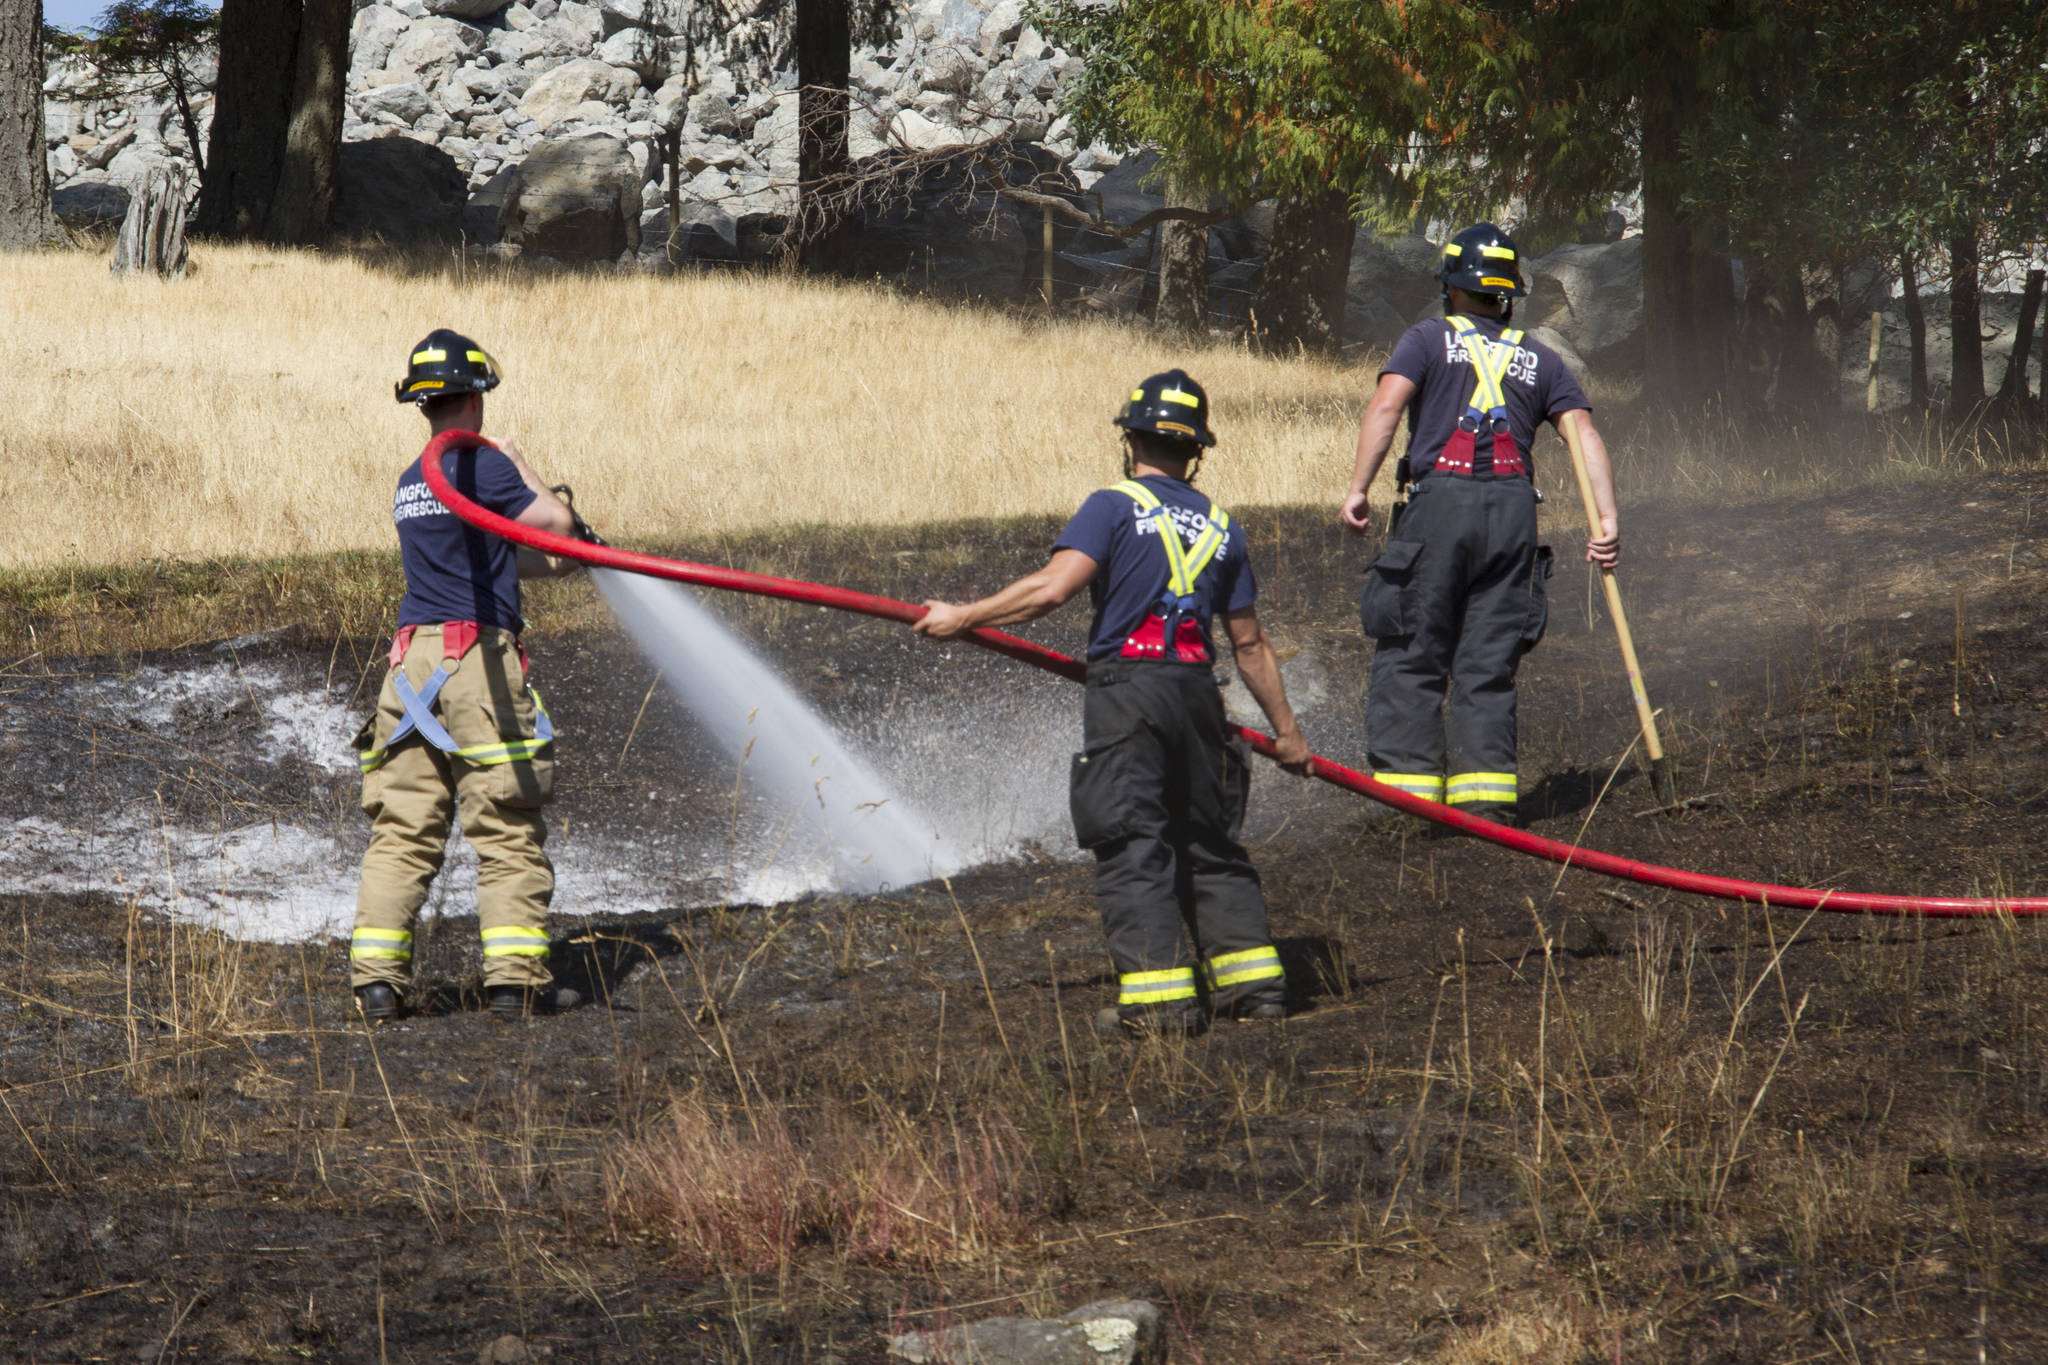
[4,245,1367,570]
[604,1091,1026,1273]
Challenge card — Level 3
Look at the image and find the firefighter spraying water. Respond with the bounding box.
[349,332,584,1023]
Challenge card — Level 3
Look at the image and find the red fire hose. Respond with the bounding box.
[421,432,2042,918]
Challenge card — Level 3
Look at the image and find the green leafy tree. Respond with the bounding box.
[1679,0,2048,418]
[1033,0,1468,350]
[71,1,220,185]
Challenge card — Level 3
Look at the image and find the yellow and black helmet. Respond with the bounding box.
[1113,369,1217,448]
[394,329,502,405]
[1434,222,1529,299]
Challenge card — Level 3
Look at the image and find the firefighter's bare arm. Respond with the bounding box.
[1556,409,1621,568]
[494,438,579,577]
[1340,373,1418,536]
[914,549,1100,639]
[1224,606,1310,773]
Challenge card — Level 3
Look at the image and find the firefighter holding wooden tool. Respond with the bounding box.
[1340,223,1620,823]
[350,330,582,1023]
[915,371,1311,1036]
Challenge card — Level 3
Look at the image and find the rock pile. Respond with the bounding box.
[46,0,1819,388]
[44,0,1117,267]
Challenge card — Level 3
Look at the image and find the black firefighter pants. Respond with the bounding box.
[1069,660,1285,1020]
[1360,476,1552,815]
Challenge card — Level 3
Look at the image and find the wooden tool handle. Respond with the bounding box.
[1559,413,1666,765]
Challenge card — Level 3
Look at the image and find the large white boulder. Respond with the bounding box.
[497,132,643,260]
[1525,238,1646,373]
[385,17,485,90]
[1347,233,1441,324]
[979,0,1025,53]
[518,58,631,130]
[887,107,975,153]
[484,27,540,63]
[357,80,436,125]
[351,5,411,76]
[536,1,604,55]
[920,47,974,93]
[596,28,671,84]
[599,0,685,36]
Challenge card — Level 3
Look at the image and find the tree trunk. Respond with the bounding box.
[1638,83,1731,404]
[1947,230,1985,423]
[1252,188,1354,353]
[265,0,348,244]
[194,0,302,239]
[1639,98,1691,400]
[795,0,851,271]
[111,166,190,277]
[1154,174,1208,335]
[0,0,55,249]
[1993,267,2043,416]
[1901,250,1927,411]
[163,62,207,184]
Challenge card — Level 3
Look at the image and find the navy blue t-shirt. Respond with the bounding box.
[392,445,538,632]
[1382,315,1591,479]
[1053,476,1257,662]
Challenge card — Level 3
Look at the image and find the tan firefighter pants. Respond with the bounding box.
[350,626,556,992]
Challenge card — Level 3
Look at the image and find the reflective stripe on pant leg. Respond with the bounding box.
[1119,966,1197,1007]
[350,927,413,961]
[1204,944,1283,990]
[1447,771,1518,805]
[1374,772,1446,802]
[480,925,550,957]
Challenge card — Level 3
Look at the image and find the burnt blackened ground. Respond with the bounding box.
[6,471,2048,1360]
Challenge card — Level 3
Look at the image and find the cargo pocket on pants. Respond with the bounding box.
[477,687,556,810]
[1069,742,1135,850]
[1359,540,1424,640]
[1518,545,1554,656]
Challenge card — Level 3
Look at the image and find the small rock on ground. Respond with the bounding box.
[888,1298,1164,1364]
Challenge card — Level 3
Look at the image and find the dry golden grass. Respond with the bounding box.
[11,242,2031,579]
[5,244,1366,571]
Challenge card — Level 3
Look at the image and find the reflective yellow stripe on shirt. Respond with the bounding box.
[1111,480,1230,600]
[1447,315,1525,416]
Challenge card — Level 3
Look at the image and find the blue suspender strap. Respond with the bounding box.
[388,666,460,752]
[358,661,557,774]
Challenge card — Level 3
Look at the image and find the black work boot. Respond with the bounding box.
[488,984,584,1020]
[354,983,403,1023]
[1233,1001,1288,1023]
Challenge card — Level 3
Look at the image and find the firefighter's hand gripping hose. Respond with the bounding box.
[422,432,2042,919]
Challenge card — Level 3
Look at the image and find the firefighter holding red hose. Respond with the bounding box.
[349,331,582,1023]
[916,372,1311,1036]
[1341,224,1621,824]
